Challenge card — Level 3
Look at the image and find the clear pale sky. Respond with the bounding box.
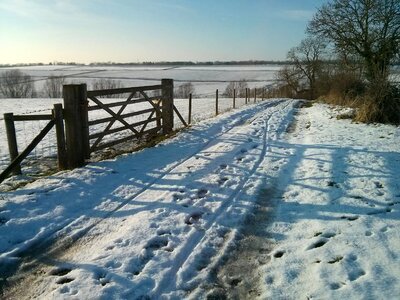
[0,0,326,64]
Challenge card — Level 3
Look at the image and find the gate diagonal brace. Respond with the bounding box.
[88,95,141,138]
[90,92,136,151]
[139,91,162,134]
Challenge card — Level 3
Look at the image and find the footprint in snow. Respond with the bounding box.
[367,207,392,215]
[380,225,393,232]
[126,235,173,276]
[365,230,373,237]
[327,256,343,264]
[327,181,340,188]
[374,181,384,189]
[330,282,345,290]
[49,267,72,277]
[340,215,359,221]
[217,176,229,186]
[173,193,184,201]
[184,211,204,225]
[96,272,110,286]
[348,269,366,282]
[307,239,328,250]
[197,188,208,198]
[56,277,75,285]
[180,200,192,207]
[273,250,285,258]
[156,228,171,236]
[145,236,169,250]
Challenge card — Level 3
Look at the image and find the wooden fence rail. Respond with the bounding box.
[0,104,67,183]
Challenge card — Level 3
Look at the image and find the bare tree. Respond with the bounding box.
[43,75,65,98]
[286,37,327,98]
[175,82,195,98]
[308,0,400,84]
[224,79,248,97]
[0,69,36,98]
[276,65,302,98]
[92,78,123,98]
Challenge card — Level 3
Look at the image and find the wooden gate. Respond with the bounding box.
[62,79,178,169]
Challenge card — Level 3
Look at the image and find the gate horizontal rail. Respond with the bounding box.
[87,85,162,97]
[87,96,159,112]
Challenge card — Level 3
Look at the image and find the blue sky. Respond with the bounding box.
[0,0,326,64]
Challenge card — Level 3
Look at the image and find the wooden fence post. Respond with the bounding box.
[233,88,236,109]
[188,93,192,124]
[245,88,248,104]
[162,78,174,134]
[63,84,89,169]
[216,89,219,116]
[254,88,257,103]
[52,104,67,170]
[262,88,265,101]
[4,113,21,175]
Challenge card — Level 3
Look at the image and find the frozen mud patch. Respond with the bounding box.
[201,188,277,299]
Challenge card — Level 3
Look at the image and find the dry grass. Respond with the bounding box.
[354,96,400,124]
[318,71,400,125]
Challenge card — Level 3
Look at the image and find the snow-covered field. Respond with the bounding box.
[0,65,280,97]
[0,100,399,299]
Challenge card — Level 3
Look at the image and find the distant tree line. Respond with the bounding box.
[0,70,125,98]
[1,60,297,69]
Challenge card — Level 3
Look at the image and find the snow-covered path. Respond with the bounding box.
[2,101,399,300]
[0,99,297,299]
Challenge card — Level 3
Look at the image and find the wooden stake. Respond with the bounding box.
[53,104,67,170]
[161,79,174,134]
[4,113,21,175]
[216,89,219,115]
[233,89,236,109]
[188,93,192,124]
[63,84,88,168]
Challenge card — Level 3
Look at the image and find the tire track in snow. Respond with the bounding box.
[52,101,284,249]
[1,100,286,289]
[150,100,293,298]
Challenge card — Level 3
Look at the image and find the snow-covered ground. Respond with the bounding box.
[258,104,400,299]
[0,101,399,299]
